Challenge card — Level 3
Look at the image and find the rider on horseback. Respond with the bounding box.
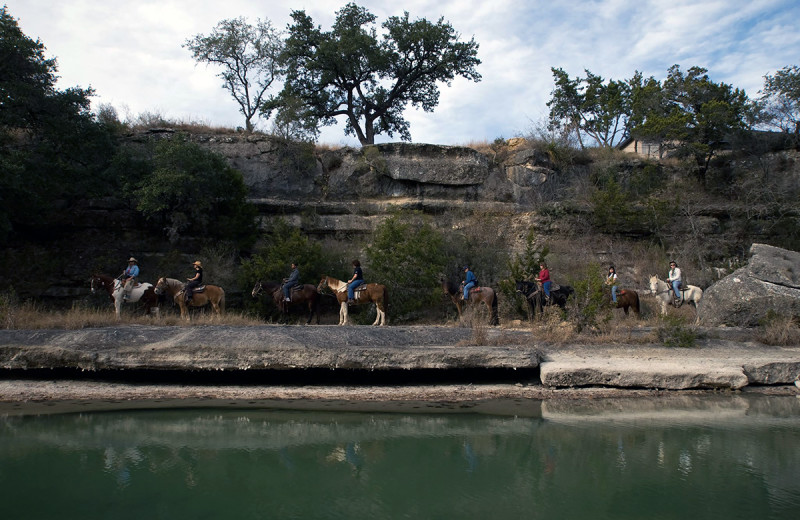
[536,262,551,303]
[668,261,682,304]
[346,259,364,305]
[185,261,203,303]
[283,262,300,302]
[605,265,618,303]
[119,257,139,300]
[462,265,477,301]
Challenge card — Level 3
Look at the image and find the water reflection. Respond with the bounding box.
[1,395,799,519]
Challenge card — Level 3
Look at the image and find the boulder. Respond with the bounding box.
[698,243,800,326]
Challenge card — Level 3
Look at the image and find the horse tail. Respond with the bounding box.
[382,285,389,314]
[219,287,226,314]
[632,291,640,315]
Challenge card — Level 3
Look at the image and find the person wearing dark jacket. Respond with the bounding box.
[283,262,300,302]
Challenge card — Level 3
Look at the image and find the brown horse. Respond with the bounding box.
[317,275,388,326]
[90,273,161,319]
[441,278,499,325]
[615,289,640,316]
[252,280,320,324]
[155,277,225,320]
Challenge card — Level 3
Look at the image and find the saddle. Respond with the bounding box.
[181,285,206,302]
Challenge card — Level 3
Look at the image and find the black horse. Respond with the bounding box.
[515,280,574,316]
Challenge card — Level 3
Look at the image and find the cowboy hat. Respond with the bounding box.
[128,257,138,263]
[193,261,203,267]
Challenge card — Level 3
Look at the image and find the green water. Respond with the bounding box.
[1,395,799,519]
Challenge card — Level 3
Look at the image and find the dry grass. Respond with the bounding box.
[759,315,800,346]
[1,300,263,330]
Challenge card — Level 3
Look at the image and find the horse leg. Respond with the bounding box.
[339,301,348,325]
[372,302,385,326]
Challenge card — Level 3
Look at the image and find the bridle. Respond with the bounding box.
[252,281,264,298]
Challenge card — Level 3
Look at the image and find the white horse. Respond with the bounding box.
[649,275,703,315]
[90,274,160,320]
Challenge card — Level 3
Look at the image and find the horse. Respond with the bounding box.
[155,277,225,320]
[317,275,388,326]
[614,289,640,316]
[649,275,703,315]
[90,273,160,319]
[252,280,320,325]
[515,279,574,316]
[441,278,499,325]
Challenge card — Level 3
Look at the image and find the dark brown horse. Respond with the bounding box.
[615,289,640,316]
[90,273,161,319]
[515,280,574,317]
[441,278,499,325]
[252,280,320,324]
[317,275,388,326]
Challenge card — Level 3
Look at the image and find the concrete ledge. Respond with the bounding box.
[541,360,749,390]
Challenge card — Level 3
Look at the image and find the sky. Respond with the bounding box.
[5,0,800,146]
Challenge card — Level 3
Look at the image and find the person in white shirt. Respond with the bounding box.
[667,261,682,301]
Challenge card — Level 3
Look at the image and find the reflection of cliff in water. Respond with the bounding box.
[1,395,799,519]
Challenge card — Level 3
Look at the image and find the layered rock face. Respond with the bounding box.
[698,243,800,326]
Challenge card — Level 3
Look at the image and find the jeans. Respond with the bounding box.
[671,280,681,299]
[463,281,475,300]
[347,279,364,299]
[611,285,618,303]
[542,281,551,297]
[283,282,297,299]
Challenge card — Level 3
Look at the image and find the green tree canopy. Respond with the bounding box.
[547,68,632,148]
[365,211,446,321]
[760,65,800,135]
[0,6,115,244]
[271,2,481,145]
[631,65,756,179]
[185,17,283,132]
[130,136,258,249]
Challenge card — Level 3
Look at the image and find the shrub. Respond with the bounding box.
[758,311,800,346]
[131,135,258,249]
[240,219,334,317]
[566,262,613,333]
[366,210,447,322]
[656,315,700,348]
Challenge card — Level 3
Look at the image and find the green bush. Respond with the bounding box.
[240,219,336,316]
[566,262,612,333]
[366,210,447,322]
[131,135,258,249]
[498,229,549,319]
[656,315,699,348]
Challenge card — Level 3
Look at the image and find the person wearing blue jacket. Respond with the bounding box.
[120,257,139,300]
[462,265,477,301]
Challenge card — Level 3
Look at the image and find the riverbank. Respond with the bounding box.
[1,325,798,414]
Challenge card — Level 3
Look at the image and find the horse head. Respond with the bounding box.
[251,280,264,298]
[648,275,660,294]
[89,275,100,294]
[317,276,330,293]
[154,277,169,295]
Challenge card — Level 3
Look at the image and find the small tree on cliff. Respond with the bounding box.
[269,2,481,145]
[131,136,258,249]
[185,17,283,132]
[760,65,800,136]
